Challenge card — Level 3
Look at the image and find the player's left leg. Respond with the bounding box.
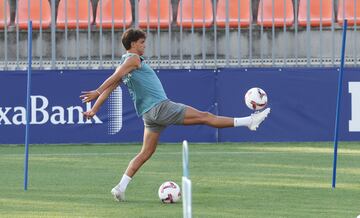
[182,105,270,130]
[124,128,161,177]
[111,128,161,201]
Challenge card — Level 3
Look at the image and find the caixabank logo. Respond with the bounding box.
[108,86,123,135]
[349,82,360,132]
[0,87,123,135]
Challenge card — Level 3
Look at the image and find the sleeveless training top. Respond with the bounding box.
[120,53,168,116]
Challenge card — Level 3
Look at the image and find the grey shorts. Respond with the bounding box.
[142,100,187,132]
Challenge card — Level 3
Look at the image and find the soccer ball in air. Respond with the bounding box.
[158,181,181,203]
[244,87,268,110]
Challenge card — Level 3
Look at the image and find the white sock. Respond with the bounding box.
[234,116,252,127]
[117,174,132,192]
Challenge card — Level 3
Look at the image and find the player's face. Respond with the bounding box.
[133,38,146,55]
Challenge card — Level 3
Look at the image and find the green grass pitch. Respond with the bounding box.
[1,142,360,218]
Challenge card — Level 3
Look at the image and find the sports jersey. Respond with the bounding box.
[120,53,168,116]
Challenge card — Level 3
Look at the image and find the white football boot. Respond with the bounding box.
[111,187,125,202]
[248,108,271,131]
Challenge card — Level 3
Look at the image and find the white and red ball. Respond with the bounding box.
[158,181,181,203]
[244,87,268,110]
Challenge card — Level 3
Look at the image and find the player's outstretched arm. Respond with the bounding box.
[96,56,140,94]
[80,55,140,104]
[80,90,101,103]
[82,81,120,119]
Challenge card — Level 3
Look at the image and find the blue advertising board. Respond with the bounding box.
[0,68,359,144]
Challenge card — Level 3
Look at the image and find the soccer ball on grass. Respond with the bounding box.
[158,181,181,203]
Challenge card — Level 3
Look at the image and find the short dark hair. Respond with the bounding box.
[121,28,146,50]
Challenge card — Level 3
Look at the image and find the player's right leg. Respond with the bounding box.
[182,105,270,131]
[248,108,271,130]
[111,128,160,201]
[182,106,234,127]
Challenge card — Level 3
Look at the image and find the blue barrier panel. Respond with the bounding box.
[0,68,359,143]
[218,68,360,142]
[0,69,216,144]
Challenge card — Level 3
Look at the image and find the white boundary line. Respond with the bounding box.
[0,151,283,157]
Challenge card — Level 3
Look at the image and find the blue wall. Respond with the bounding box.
[0,68,359,144]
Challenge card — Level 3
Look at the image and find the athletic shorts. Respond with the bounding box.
[142,100,187,132]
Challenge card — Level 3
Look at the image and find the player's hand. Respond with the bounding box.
[80,90,100,103]
[82,110,96,119]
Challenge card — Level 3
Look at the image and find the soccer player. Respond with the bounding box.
[80,28,270,202]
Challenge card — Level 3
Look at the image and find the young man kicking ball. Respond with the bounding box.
[80,28,271,201]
